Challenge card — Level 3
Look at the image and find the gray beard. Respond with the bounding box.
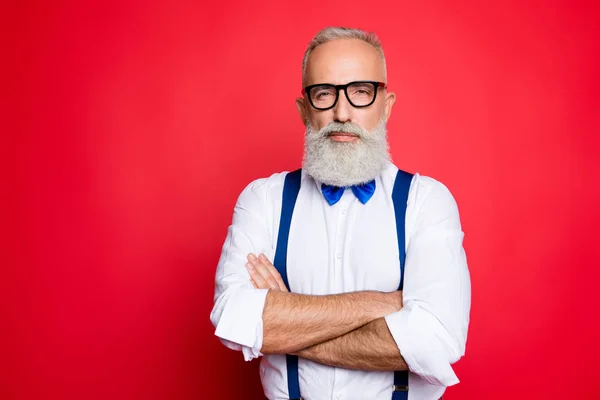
[302,118,391,187]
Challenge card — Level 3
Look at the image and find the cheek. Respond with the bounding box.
[356,109,384,131]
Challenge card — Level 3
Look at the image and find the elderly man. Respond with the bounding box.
[210,27,471,400]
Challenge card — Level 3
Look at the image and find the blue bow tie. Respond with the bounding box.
[321,180,376,206]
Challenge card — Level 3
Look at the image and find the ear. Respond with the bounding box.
[383,91,396,121]
[296,97,308,126]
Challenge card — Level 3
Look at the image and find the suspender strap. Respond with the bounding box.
[391,169,413,291]
[391,169,414,400]
[274,169,302,291]
[273,169,302,400]
[285,354,300,400]
[392,372,409,400]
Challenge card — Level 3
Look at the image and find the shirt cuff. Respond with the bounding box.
[214,287,269,361]
[385,304,460,386]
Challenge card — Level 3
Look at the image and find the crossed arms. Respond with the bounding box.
[210,176,470,385]
[245,253,408,371]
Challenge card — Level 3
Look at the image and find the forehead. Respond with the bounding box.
[304,38,385,86]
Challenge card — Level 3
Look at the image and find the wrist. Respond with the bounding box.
[364,291,399,320]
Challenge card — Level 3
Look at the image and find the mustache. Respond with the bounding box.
[317,122,367,138]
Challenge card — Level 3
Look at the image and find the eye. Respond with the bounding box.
[311,86,337,102]
[352,88,373,95]
[349,86,374,96]
[315,91,333,99]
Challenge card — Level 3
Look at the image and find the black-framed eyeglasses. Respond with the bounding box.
[301,81,387,111]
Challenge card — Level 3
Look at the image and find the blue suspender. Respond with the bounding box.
[390,169,414,400]
[273,169,303,400]
[273,168,414,400]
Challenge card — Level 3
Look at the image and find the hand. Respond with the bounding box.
[245,253,289,292]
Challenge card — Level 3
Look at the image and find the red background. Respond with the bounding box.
[4,1,600,399]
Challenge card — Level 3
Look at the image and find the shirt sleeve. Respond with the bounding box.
[209,177,277,361]
[384,178,471,386]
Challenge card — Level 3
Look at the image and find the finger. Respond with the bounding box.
[245,262,268,289]
[249,278,258,289]
[247,254,279,290]
[259,254,288,292]
[253,254,285,291]
[257,262,281,290]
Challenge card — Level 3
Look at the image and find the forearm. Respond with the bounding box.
[293,317,408,371]
[261,290,400,354]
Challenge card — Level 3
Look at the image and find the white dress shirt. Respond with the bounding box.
[210,162,471,400]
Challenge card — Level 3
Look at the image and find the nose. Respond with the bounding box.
[332,88,352,123]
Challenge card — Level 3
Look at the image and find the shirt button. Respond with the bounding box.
[336,253,342,260]
[340,209,347,216]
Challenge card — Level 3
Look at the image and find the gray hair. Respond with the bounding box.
[301,27,387,86]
